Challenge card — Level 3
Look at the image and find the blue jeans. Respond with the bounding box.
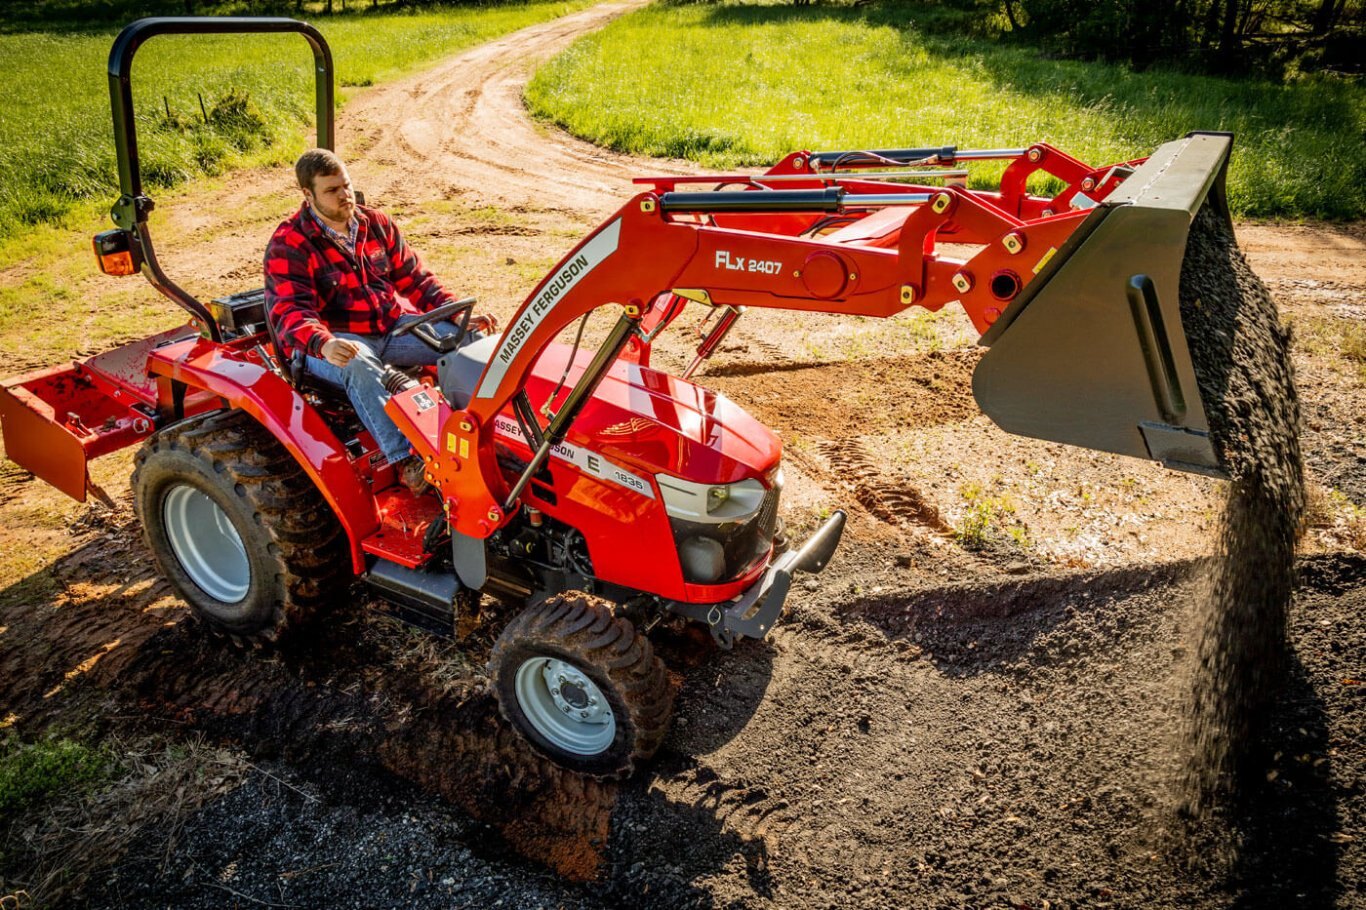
[305,315,479,464]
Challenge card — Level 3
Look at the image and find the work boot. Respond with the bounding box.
[398,455,431,496]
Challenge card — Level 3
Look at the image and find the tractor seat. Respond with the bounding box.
[439,333,502,409]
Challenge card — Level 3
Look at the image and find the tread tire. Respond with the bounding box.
[490,592,673,778]
[132,408,348,645]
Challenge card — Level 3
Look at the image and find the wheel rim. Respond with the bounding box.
[162,484,250,604]
[513,656,616,756]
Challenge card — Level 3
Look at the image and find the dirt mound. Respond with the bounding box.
[703,349,980,438]
[25,555,1349,909]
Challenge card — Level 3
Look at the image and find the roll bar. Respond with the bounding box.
[105,17,335,341]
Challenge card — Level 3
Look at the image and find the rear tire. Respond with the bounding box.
[490,592,673,777]
[132,409,347,645]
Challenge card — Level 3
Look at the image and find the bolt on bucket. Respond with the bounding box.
[971,132,1247,479]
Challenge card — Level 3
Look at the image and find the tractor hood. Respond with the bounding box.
[516,342,781,487]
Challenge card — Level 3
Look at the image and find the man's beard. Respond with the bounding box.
[312,198,354,224]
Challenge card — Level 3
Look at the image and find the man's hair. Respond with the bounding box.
[295,148,344,192]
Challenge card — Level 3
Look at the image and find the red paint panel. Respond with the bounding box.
[524,343,781,485]
[557,461,685,597]
[148,338,378,573]
[386,384,448,466]
[79,324,199,408]
[480,344,781,601]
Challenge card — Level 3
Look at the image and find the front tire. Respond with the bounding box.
[490,593,673,777]
[132,409,347,645]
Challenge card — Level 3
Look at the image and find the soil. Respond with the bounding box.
[1176,209,1306,819]
[1,3,1363,908]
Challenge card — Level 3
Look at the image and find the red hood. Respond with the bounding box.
[519,344,781,486]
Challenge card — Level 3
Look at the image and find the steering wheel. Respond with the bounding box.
[387,296,477,354]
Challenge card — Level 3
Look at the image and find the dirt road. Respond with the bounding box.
[1,3,1363,907]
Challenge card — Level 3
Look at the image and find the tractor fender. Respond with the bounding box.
[148,338,377,572]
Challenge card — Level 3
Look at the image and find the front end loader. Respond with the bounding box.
[1,17,1260,777]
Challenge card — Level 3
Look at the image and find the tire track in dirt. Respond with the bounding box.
[722,331,800,373]
[0,460,32,509]
[817,438,955,534]
[645,760,801,858]
[118,615,621,882]
[0,504,182,724]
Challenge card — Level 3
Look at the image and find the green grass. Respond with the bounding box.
[525,0,1366,220]
[955,479,1029,549]
[0,0,592,240]
[0,738,112,818]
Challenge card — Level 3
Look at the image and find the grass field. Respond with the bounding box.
[525,0,1366,220]
[0,0,592,240]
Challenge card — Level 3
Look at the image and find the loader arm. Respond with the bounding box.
[387,134,1235,540]
[387,140,1131,538]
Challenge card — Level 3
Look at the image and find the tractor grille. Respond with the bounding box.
[754,485,780,543]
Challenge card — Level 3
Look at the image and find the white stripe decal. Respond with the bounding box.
[493,415,655,500]
[475,218,623,399]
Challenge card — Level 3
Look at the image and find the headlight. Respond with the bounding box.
[656,474,768,524]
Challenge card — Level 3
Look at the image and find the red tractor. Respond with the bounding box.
[1,19,1240,776]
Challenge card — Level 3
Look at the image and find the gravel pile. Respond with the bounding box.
[1176,205,1306,817]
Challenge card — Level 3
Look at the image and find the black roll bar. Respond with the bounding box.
[106,17,335,341]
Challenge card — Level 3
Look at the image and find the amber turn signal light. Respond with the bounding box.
[93,229,141,277]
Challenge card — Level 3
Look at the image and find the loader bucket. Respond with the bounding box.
[972,132,1238,478]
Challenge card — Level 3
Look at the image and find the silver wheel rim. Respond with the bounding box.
[513,656,616,756]
[162,484,250,604]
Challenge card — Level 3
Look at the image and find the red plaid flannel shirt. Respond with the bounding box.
[264,204,452,358]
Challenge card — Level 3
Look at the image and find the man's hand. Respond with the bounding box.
[469,313,499,336]
[322,337,362,367]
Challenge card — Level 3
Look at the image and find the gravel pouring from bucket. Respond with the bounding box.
[972,132,1244,478]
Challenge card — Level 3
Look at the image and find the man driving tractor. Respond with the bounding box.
[264,148,496,494]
